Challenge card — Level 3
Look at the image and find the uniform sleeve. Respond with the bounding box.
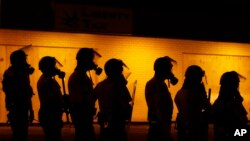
[200,83,212,111]
[68,73,93,104]
[174,91,181,112]
[2,71,13,96]
[112,83,132,120]
[121,86,132,119]
[145,81,154,111]
[68,76,84,104]
[2,71,15,110]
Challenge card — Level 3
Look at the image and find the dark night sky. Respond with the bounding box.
[1,0,250,43]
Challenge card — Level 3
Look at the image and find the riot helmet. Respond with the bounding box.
[185,65,205,81]
[218,71,246,100]
[76,48,102,75]
[154,56,178,85]
[220,71,240,88]
[10,49,34,74]
[39,56,65,78]
[104,58,128,79]
[10,49,27,66]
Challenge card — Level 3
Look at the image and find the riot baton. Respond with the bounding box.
[61,77,71,124]
[126,80,137,132]
[203,88,212,141]
[208,88,211,102]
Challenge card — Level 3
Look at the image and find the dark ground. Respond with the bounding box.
[1,123,250,141]
[0,123,216,141]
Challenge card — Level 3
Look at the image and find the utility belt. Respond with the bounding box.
[97,112,124,123]
[97,112,108,124]
[97,112,113,129]
[175,113,186,130]
[149,120,159,125]
[148,111,158,123]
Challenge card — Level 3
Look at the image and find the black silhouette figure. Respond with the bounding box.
[212,71,248,141]
[68,48,102,141]
[37,56,65,141]
[174,65,211,141]
[94,58,132,141]
[145,56,178,141]
[2,49,35,141]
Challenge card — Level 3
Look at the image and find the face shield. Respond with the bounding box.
[167,57,178,85]
[54,58,65,78]
[237,72,247,82]
[20,44,32,64]
[202,72,208,85]
[92,49,103,75]
[21,44,35,74]
[20,44,32,51]
[121,61,131,79]
[233,71,246,86]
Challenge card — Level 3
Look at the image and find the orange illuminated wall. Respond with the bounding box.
[0,29,250,123]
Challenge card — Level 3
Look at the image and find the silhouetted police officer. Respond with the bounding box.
[2,49,34,141]
[213,71,248,141]
[145,56,178,141]
[37,56,65,141]
[68,48,102,141]
[94,58,132,141]
[175,65,211,141]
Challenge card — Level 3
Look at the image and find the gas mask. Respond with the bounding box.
[53,58,66,78]
[154,56,178,86]
[94,65,103,75]
[76,48,103,75]
[10,49,35,74]
[39,56,66,78]
[19,45,34,74]
[54,68,65,79]
[104,58,130,79]
[167,72,178,85]
[25,64,35,74]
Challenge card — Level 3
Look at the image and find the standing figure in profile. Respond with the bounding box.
[174,65,211,141]
[2,49,35,141]
[94,58,132,141]
[145,56,178,141]
[213,71,248,141]
[37,56,65,141]
[68,48,102,141]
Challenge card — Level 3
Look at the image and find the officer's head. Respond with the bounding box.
[10,50,27,66]
[218,71,243,100]
[154,56,178,85]
[10,49,34,74]
[39,56,65,78]
[185,65,205,83]
[220,71,240,88]
[76,48,102,74]
[104,58,126,79]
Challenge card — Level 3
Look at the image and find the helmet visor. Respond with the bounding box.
[122,61,131,79]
